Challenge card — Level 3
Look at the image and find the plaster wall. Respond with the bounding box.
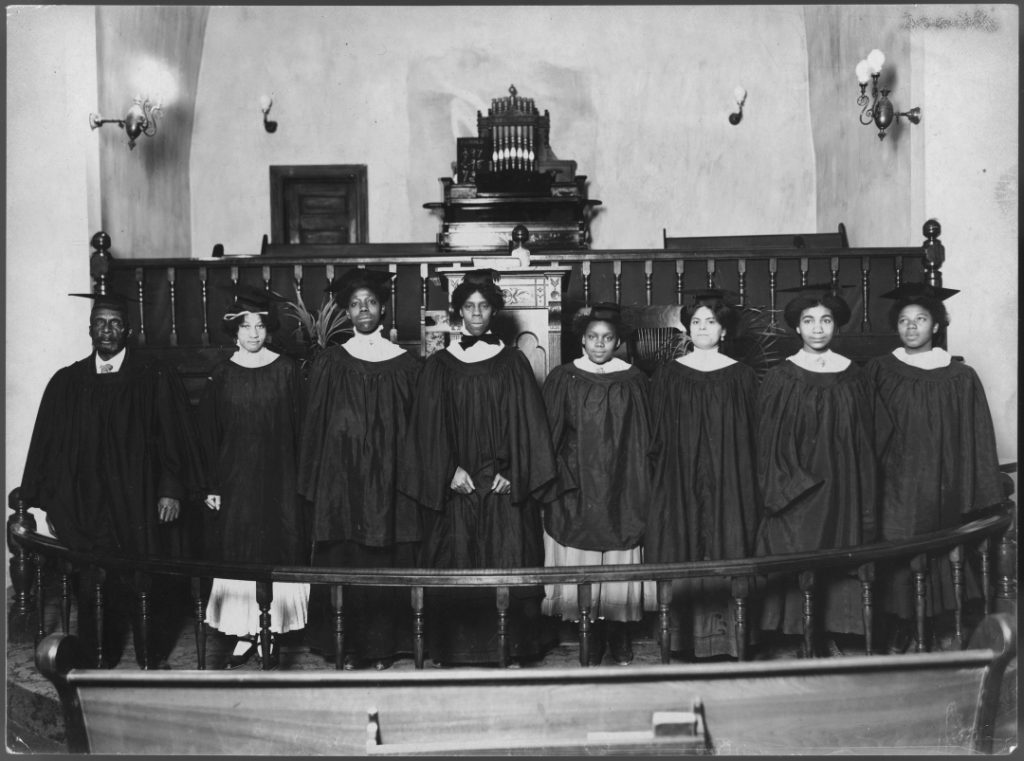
[6,5,99,537]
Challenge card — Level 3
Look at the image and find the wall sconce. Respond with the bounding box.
[855,49,920,140]
[260,95,277,133]
[89,96,161,150]
[729,86,747,125]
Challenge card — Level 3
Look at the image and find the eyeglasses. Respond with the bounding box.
[90,318,126,332]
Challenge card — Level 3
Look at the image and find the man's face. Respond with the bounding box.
[89,307,129,360]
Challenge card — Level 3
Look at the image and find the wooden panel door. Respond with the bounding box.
[270,165,368,245]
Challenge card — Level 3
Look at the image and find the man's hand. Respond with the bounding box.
[158,497,181,523]
[205,494,221,511]
[450,466,476,495]
[491,473,511,495]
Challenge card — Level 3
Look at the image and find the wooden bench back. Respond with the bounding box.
[36,614,1014,755]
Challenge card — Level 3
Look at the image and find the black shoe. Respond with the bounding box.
[343,654,360,671]
[608,623,634,666]
[373,657,394,671]
[885,620,912,655]
[825,637,844,658]
[586,620,606,666]
[226,639,257,669]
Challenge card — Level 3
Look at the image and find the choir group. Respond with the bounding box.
[21,268,1004,670]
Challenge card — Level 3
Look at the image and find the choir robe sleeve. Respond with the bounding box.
[19,367,77,518]
[152,360,206,502]
[502,350,558,506]
[540,364,577,501]
[197,369,225,495]
[756,366,823,515]
[397,356,458,511]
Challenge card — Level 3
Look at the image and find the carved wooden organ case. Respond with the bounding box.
[425,85,601,251]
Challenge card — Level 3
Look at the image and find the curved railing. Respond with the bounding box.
[8,487,1016,672]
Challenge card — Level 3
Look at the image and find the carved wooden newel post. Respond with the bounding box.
[7,488,37,643]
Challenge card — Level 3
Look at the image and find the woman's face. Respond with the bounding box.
[795,304,835,353]
[581,320,620,365]
[896,304,938,353]
[460,291,494,337]
[347,287,383,334]
[237,313,267,353]
[688,306,726,351]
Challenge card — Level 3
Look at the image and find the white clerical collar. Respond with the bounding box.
[892,346,951,369]
[573,356,631,374]
[677,348,736,371]
[95,347,127,374]
[788,348,851,373]
[230,345,279,368]
[447,330,504,362]
[343,326,406,362]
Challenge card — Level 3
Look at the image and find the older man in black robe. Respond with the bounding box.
[19,292,203,668]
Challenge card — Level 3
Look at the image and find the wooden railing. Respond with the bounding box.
[8,486,1015,672]
[90,220,947,371]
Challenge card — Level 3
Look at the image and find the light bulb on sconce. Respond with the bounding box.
[729,86,747,125]
[89,95,162,150]
[855,49,920,140]
[260,95,277,133]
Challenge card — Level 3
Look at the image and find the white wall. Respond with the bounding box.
[6,6,99,544]
[914,4,1018,465]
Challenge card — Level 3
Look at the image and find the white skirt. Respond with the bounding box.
[541,531,644,623]
[206,578,310,637]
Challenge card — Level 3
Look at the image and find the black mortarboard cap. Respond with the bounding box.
[880,281,959,301]
[325,268,395,302]
[69,292,136,313]
[221,283,287,318]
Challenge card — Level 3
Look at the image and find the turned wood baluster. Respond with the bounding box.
[612,260,622,304]
[730,576,750,661]
[675,260,684,305]
[706,258,716,289]
[7,488,37,643]
[412,586,425,669]
[893,255,904,289]
[92,567,106,668]
[799,257,809,288]
[921,219,945,291]
[577,583,593,667]
[230,265,239,291]
[737,259,747,307]
[135,267,147,345]
[262,265,272,294]
[860,257,871,332]
[190,577,207,669]
[293,264,304,305]
[134,571,151,669]
[911,554,928,652]
[60,563,73,634]
[768,258,778,328]
[90,231,113,295]
[167,267,178,347]
[858,563,875,655]
[949,546,964,649]
[829,257,840,295]
[389,263,399,343]
[979,538,992,614]
[35,560,45,645]
[256,581,273,669]
[198,266,209,346]
[581,260,592,305]
[657,580,672,664]
[644,260,653,305]
[799,570,816,658]
[496,586,510,668]
[994,501,1016,614]
[419,263,429,352]
[332,584,345,671]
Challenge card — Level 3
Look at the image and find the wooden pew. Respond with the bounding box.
[36,613,1014,755]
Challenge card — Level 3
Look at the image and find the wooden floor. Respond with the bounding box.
[6,587,1019,755]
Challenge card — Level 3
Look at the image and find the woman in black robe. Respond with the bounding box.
[866,282,1004,651]
[542,303,651,665]
[199,287,307,668]
[754,292,877,657]
[645,291,761,659]
[298,268,422,670]
[398,269,557,667]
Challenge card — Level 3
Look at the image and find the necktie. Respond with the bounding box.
[99,363,114,374]
[460,334,501,350]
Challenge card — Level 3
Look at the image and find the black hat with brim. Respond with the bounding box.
[880,281,959,301]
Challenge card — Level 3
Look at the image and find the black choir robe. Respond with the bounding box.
[20,350,203,558]
[542,362,651,552]
[866,353,1004,619]
[646,360,762,657]
[298,346,422,661]
[754,360,878,636]
[198,354,305,565]
[398,346,557,664]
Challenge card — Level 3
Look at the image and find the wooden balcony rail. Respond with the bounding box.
[9,487,1015,671]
